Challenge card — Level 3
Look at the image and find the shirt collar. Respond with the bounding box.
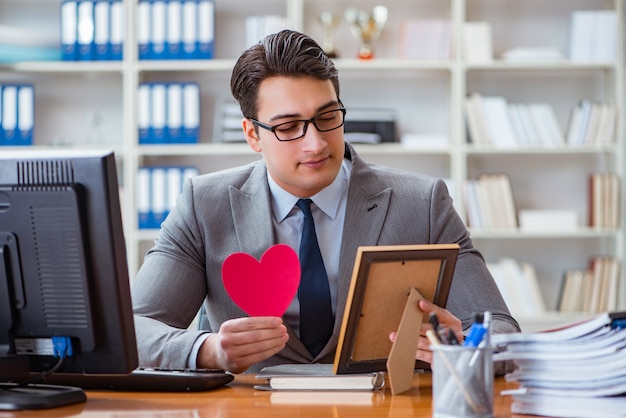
[269,159,351,223]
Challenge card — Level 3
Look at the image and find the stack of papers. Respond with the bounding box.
[492,312,626,418]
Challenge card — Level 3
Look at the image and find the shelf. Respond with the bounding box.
[469,228,620,240]
[465,145,618,155]
[1,0,622,326]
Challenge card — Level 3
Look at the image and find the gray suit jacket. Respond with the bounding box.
[132,143,519,373]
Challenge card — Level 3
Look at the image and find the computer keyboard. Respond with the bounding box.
[37,368,234,392]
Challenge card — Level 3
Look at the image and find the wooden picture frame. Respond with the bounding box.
[333,244,459,374]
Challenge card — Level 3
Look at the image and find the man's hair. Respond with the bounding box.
[230,29,340,120]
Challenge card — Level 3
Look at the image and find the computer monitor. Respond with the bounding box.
[0,150,138,409]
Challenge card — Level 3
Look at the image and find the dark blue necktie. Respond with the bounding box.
[296,198,334,357]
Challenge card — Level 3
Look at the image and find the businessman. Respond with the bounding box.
[132,29,520,375]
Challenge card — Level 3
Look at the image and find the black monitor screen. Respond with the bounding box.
[0,150,137,379]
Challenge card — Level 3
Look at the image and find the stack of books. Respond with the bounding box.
[566,100,617,146]
[397,19,451,61]
[464,173,517,229]
[465,93,564,148]
[558,256,621,314]
[493,312,626,418]
[487,258,546,319]
[589,172,621,229]
[569,10,617,63]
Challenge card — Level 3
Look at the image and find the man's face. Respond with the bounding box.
[243,76,345,198]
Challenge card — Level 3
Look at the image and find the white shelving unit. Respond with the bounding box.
[1,0,623,331]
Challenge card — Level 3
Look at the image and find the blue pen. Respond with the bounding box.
[463,313,486,348]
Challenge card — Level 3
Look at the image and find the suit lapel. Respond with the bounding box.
[228,162,275,259]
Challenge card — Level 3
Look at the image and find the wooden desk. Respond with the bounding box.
[3,374,523,418]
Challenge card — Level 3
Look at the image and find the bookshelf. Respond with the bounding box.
[0,0,623,331]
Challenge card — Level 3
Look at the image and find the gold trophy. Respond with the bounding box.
[319,12,342,58]
[345,6,388,59]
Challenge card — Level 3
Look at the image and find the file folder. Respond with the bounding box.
[197,0,215,59]
[138,84,152,144]
[0,86,4,146]
[182,83,200,143]
[137,167,152,229]
[150,167,167,228]
[167,83,183,143]
[137,0,151,60]
[150,0,167,60]
[2,86,18,146]
[94,0,110,60]
[182,0,198,59]
[61,1,78,61]
[77,1,95,60]
[17,85,34,146]
[151,83,167,143]
[109,0,124,60]
[167,167,183,214]
[166,0,182,59]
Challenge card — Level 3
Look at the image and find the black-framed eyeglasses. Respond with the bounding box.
[250,108,347,142]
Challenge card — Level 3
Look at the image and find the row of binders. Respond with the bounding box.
[137,165,199,229]
[138,0,215,60]
[558,256,621,314]
[465,93,616,148]
[61,0,124,61]
[0,84,34,146]
[138,82,200,144]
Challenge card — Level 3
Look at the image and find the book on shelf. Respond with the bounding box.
[487,258,546,319]
[254,364,385,391]
[569,10,617,63]
[558,256,621,314]
[589,172,621,229]
[464,94,565,148]
[493,311,626,418]
[464,173,517,230]
[246,15,291,49]
[462,21,493,64]
[397,19,451,61]
[566,100,617,146]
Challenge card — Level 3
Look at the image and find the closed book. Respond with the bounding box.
[255,364,385,391]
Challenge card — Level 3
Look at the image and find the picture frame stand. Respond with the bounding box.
[386,287,425,395]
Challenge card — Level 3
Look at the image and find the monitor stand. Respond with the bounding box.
[0,354,86,410]
[0,383,86,410]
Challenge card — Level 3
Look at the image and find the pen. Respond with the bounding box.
[463,312,487,348]
[427,330,483,415]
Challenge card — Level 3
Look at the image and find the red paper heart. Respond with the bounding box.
[222,244,301,317]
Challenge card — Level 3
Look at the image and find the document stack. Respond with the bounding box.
[138,82,200,144]
[0,84,34,146]
[137,0,215,60]
[137,165,200,229]
[61,0,124,61]
[493,312,626,418]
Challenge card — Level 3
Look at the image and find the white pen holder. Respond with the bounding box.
[432,345,494,418]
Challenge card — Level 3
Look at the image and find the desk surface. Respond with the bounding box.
[4,374,525,418]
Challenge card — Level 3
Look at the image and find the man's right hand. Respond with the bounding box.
[197,316,289,373]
